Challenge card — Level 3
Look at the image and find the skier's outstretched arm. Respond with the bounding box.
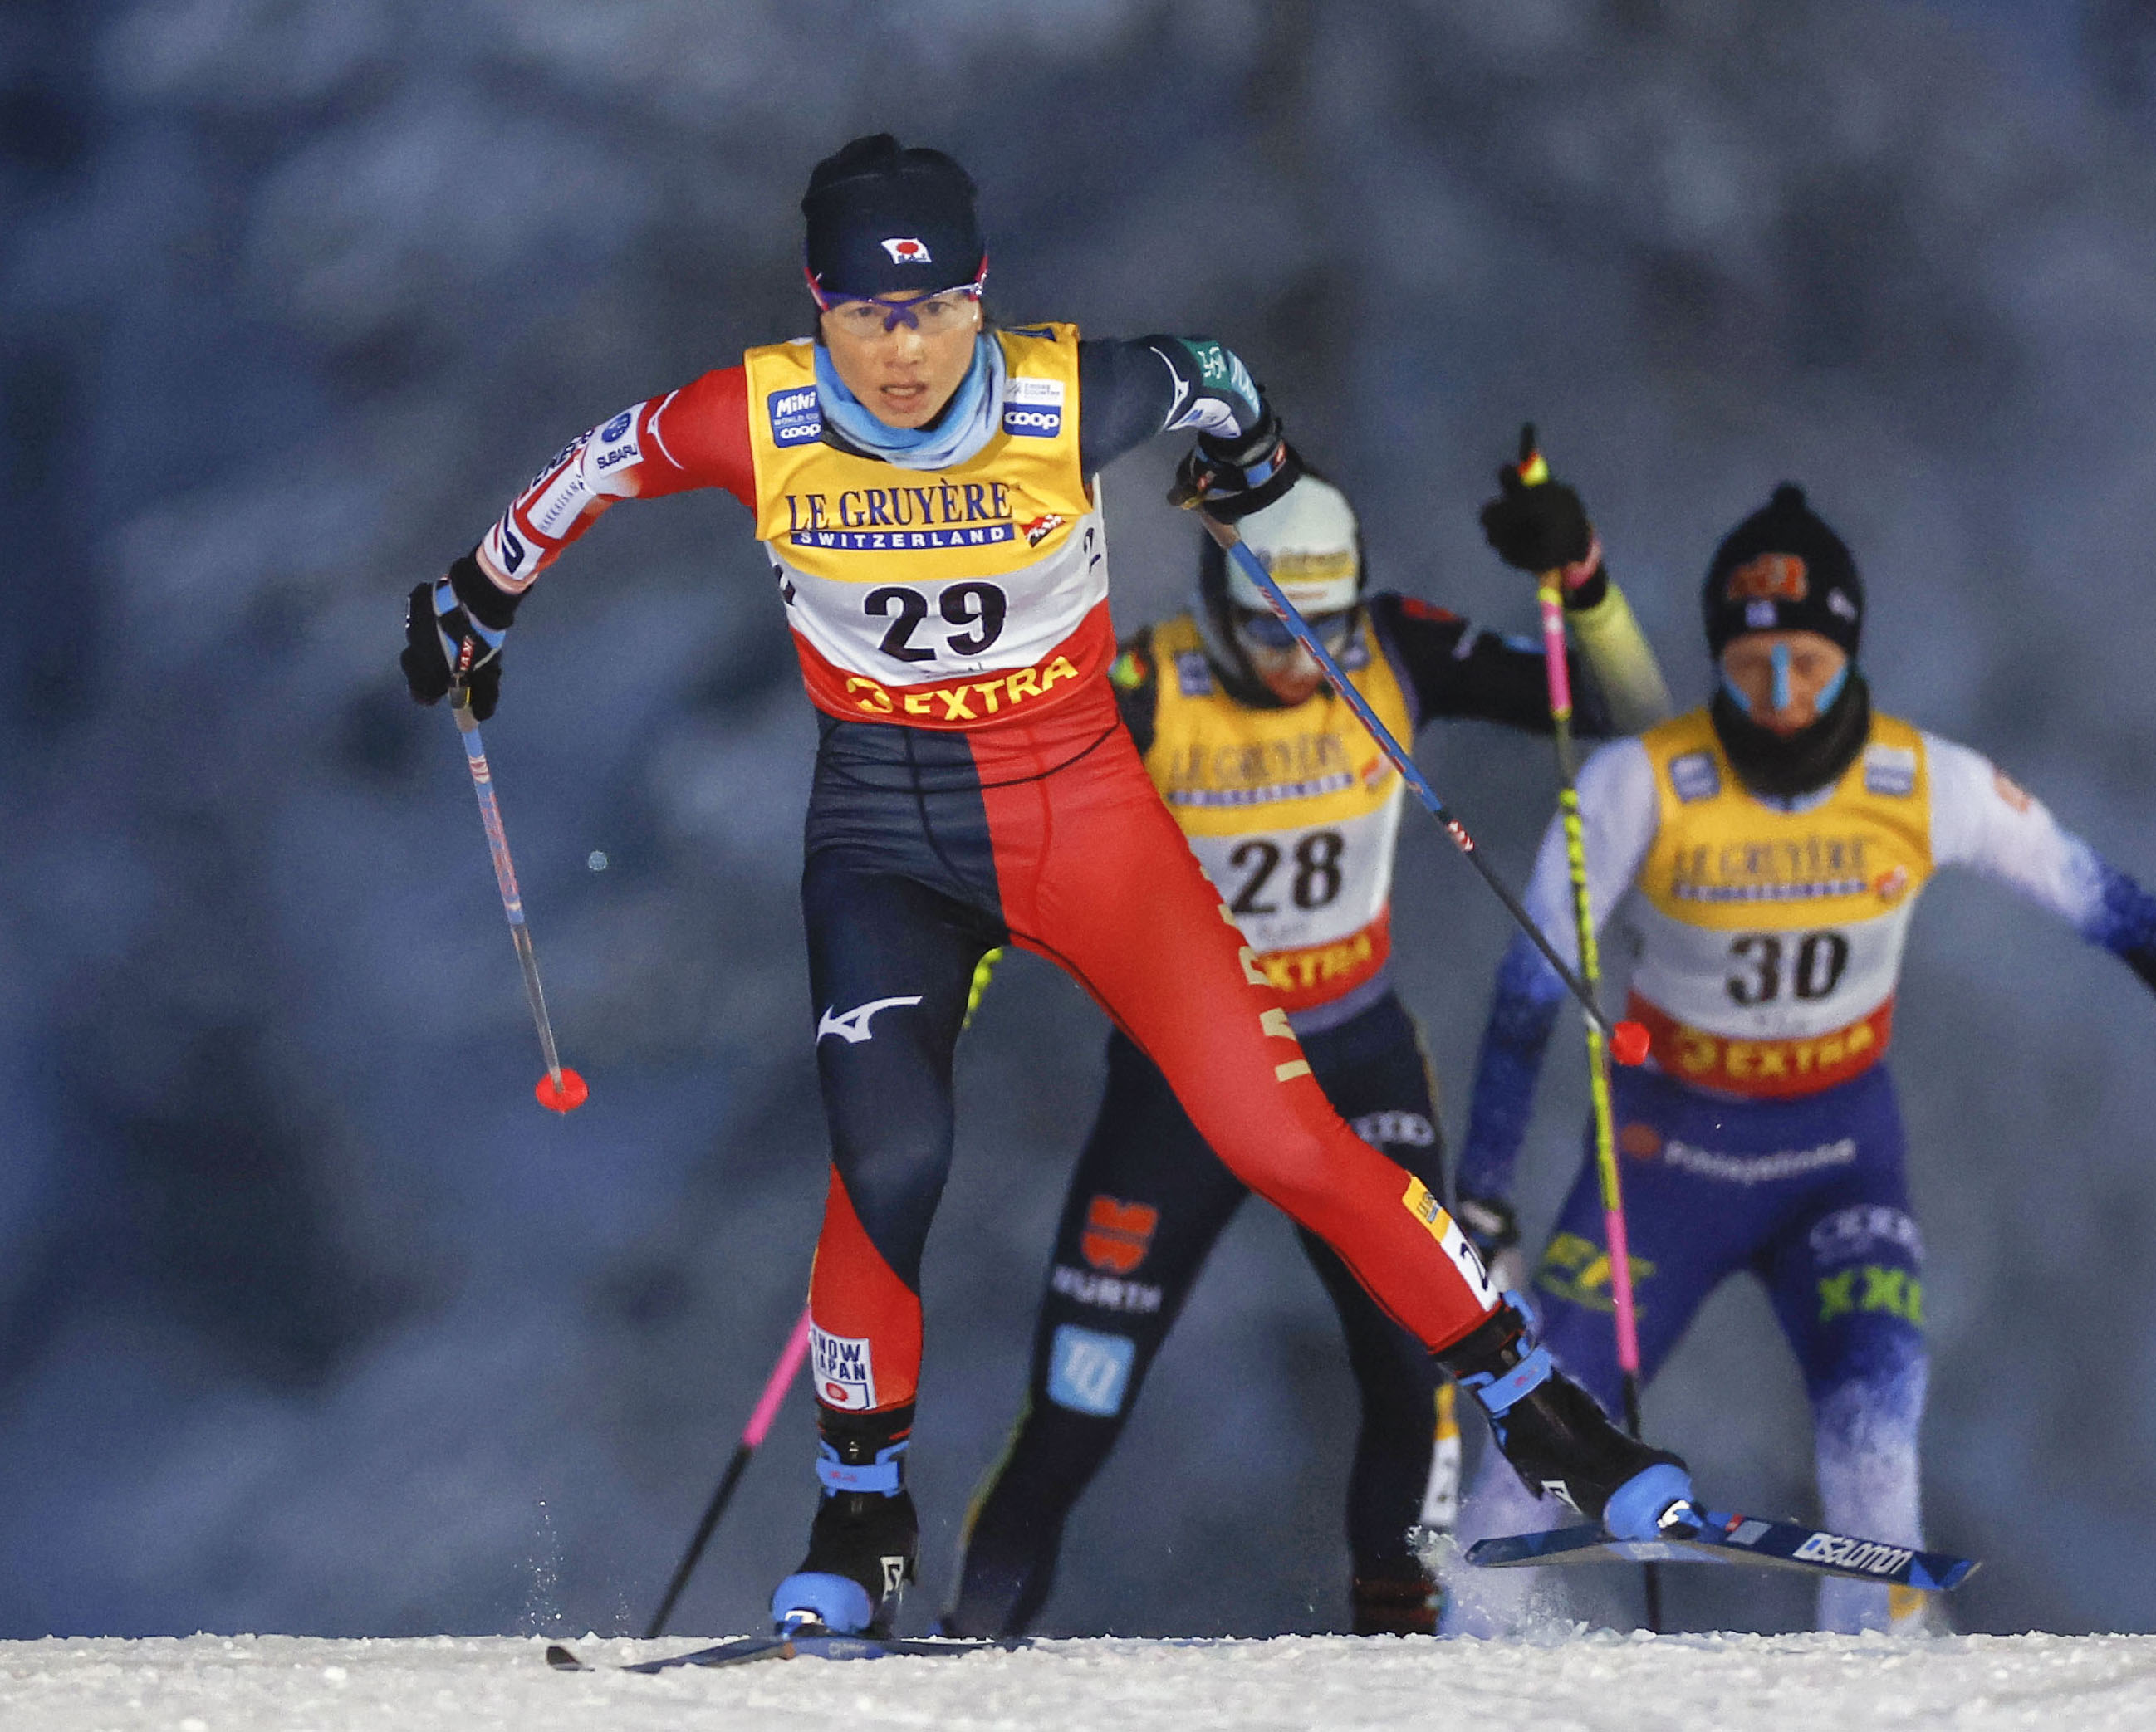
[400,366,757,718]
[1451,737,1660,1259]
[1926,733,2156,991]
[1367,572,1668,743]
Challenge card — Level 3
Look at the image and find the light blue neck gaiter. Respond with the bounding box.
[812,335,1005,471]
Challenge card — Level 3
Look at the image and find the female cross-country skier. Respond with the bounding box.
[399,134,1690,1638]
[1446,483,2156,1633]
[943,464,1671,1637]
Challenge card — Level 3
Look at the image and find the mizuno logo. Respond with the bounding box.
[816,996,924,1044]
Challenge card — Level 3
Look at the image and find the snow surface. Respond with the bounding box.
[6,1632,2156,1732]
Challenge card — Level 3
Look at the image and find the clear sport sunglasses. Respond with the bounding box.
[804,255,990,334]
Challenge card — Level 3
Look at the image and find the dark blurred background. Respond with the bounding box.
[2,0,2154,1641]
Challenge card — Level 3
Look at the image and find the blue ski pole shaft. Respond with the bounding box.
[451,692,586,1112]
[1198,514,1641,1057]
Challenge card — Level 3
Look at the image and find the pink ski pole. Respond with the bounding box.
[644,1307,814,1637]
[1515,424,1659,1629]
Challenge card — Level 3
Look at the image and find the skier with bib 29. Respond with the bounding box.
[1447,484,2156,1633]
[945,464,1671,1637]
[399,134,1692,1638]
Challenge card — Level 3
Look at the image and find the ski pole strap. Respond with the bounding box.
[816,1439,907,1496]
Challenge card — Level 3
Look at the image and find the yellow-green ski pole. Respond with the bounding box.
[1515,425,1659,1632]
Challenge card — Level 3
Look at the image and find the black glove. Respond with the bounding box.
[401,551,517,722]
[1452,1193,1521,1265]
[1479,422,1596,577]
[1167,407,1305,522]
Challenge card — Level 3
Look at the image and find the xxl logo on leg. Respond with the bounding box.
[1046,1324,1135,1417]
[1080,1196,1159,1275]
[809,1325,877,1411]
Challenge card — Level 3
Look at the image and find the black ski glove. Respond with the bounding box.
[1452,1193,1521,1267]
[1479,423,1600,586]
[400,550,519,722]
[1168,405,1305,522]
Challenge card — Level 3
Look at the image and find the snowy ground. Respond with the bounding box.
[7,1632,2156,1732]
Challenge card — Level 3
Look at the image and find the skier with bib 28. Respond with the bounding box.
[945,464,1671,1637]
[1447,484,2156,1633]
[399,134,1692,1639]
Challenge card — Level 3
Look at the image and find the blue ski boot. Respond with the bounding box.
[770,1405,919,1637]
[1437,1298,1692,1541]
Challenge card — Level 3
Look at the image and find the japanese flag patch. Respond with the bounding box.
[810,1325,877,1411]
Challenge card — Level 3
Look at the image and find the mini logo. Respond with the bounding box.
[1874,864,1910,903]
[1827,588,1860,622]
[600,410,634,443]
[809,1325,877,1410]
[816,995,923,1045]
[880,237,932,264]
[1540,1480,1584,1514]
[1619,1122,1664,1160]
[1020,511,1065,546]
[767,386,821,447]
[1726,553,1808,603]
[1046,1324,1135,1416]
[1174,650,1213,697]
[1992,767,2032,813]
[1080,1196,1159,1275]
[881,1556,908,1599]
[1744,599,1778,629]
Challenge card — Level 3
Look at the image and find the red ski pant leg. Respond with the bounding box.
[978,726,1500,1353]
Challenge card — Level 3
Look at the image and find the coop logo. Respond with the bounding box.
[1002,376,1066,438]
[767,386,822,447]
[880,237,932,264]
[1792,1532,1913,1577]
[1020,511,1065,547]
[808,1326,877,1411]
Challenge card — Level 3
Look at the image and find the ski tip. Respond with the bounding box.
[537,1067,590,1113]
[1610,1020,1651,1067]
[544,1643,590,1671]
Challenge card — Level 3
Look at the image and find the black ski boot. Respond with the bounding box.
[1437,1299,1693,1540]
[769,1404,919,1636]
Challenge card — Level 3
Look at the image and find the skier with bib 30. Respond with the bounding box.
[399,134,1692,1639]
[944,465,1670,1637]
[1447,484,2156,1633]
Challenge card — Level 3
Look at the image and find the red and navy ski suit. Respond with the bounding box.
[468,325,1502,1431]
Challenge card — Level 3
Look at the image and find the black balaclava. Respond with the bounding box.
[1703,483,1870,798]
[801,134,984,301]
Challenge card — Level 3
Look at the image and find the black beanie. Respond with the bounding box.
[801,134,984,301]
[1702,484,1864,659]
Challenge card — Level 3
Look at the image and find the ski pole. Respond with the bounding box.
[1513,425,1659,1631]
[644,1306,814,1639]
[1195,512,1649,1067]
[450,691,588,1113]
